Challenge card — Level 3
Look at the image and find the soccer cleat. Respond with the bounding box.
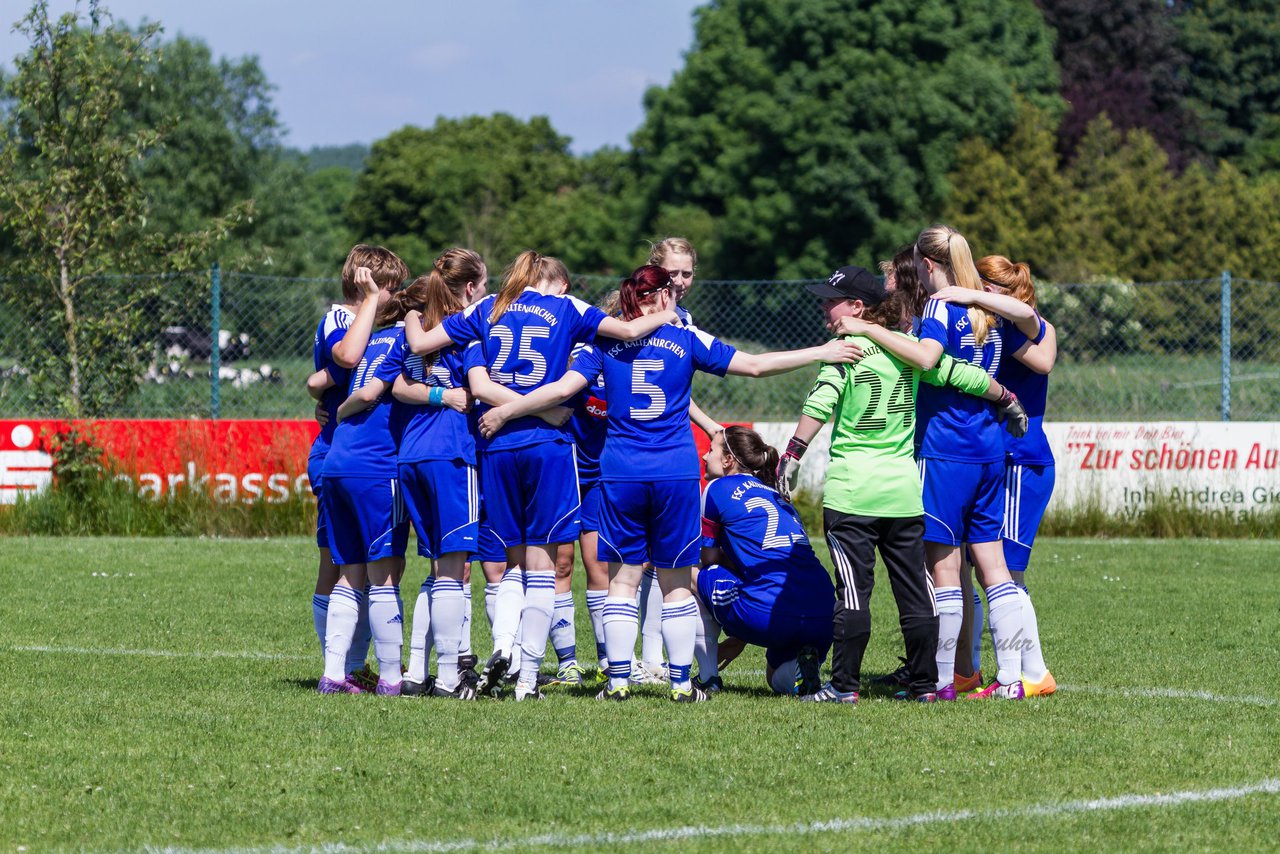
[318,676,362,695]
[475,650,510,697]
[595,685,631,702]
[375,679,402,697]
[796,646,823,696]
[514,685,545,702]
[798,683,857,704]
[539,662,584,687]
[630,660,669,685]
[871,657,912,690]
[432,681,477,700]
[935,683,957,701]
[591,667,609,686]
[670,684,710,703]
[347,665,378,693]
[893,690,938,703]
[693,675,724,695]
[1023,671,1057,697]
[966,679,1026,700]
[400,677,435,697]
[954,670,984,693]
[458,654,480,688]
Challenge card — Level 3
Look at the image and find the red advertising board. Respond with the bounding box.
[1,418,749,506]
[0,419,319,505]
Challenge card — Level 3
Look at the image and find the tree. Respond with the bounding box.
[1174,0,1280,171]
[1037,0,1195,164]
[944,101,1084,280]
[0,1,239,416]
[348,114,580,273]
[634,0,1062,282]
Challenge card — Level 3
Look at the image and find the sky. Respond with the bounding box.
[1,0,704,153]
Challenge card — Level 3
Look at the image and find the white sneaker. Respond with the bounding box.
[630,660,668,685]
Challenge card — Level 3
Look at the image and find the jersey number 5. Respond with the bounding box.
[629,359,666,420]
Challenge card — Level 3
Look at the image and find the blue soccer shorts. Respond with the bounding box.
[696,564,833,669]
[479,442,581,547]
[597,478,701,569]
[398,459,479,560]
[322,474,409,566]
[579,480,602,534]
[307,451,328,550]
[1001,463,1056,572]
[919,457,1005,546]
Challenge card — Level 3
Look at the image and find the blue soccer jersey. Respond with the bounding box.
[592,324,735,481]
[397,338,475,466]
[442,289,607,452]
[996,317,1054,466]
[700,475,836,613]
[915,299,1006,464]
[566,343,608,485]
[322,324,406,479]
[310,304,355,455]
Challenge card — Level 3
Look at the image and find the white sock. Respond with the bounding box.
[934,586,964,690]
[345,584,372,674]
[661,597,699,690]
[367,585,403,686]
[586,589,608,669]
[550,592,577,667]
[638,568,665,666]
[484,582,499,630]
[323,586,362,682]
[311,593,328,657]
[492,568,524,655]
[431,578,466,692]
[1017,587,1048,682]
[518,570,556,688]
[694,602,721,681]
[971,589,985,674]
[461,583,473,656]
[406,577,434,683]
[603,596,639,690]
[985,581,1023,686]
[770,659,799,695]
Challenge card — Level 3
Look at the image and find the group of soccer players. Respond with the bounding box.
[305,223,1057,704]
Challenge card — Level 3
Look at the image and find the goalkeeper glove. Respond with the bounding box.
[995,387,1028,438]
[775,436,808,502]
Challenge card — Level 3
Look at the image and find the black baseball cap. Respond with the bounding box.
[806,265,886,305]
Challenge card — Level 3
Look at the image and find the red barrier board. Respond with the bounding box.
[0,419,319,504]
[1,418,750,505]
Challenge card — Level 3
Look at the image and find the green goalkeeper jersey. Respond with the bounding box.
[801,331,993,518]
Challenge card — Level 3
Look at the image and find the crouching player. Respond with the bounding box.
[694,427,834,695]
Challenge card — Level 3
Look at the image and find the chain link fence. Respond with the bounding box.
[1,268,1276,422]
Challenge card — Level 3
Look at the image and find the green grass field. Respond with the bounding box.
[1,536,1278,852]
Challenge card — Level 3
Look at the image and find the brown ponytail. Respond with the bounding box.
[977,255,1037,309]
[724,426,781,489]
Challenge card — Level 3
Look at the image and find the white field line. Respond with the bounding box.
[7,644,312,662]
[147,778,1280,854]
[1059,683,1277,707]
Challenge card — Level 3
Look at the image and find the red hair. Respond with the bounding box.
[618,265,672,321]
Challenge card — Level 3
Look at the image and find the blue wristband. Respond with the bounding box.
[428,386,445,406]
